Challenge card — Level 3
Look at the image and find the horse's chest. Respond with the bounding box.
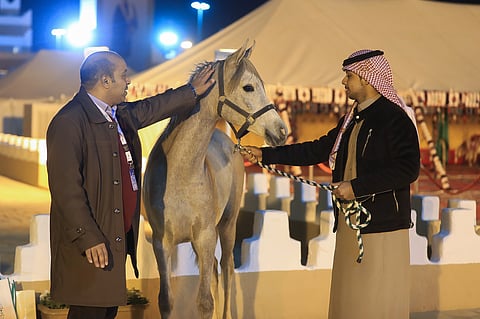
[164,179,215,207]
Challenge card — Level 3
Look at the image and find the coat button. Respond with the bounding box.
[76,227,83,233]
[113,152,118,157]
[115,236,122,242]
[113,180,120,185]
[114,208,121,214]
[108,123,115,129]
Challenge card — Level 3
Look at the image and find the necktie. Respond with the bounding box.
[109,107,138,233]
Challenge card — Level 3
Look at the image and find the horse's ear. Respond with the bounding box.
[230,39,255,66]
[244,40,256,60]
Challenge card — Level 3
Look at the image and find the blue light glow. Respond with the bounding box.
[158,31,178,47]
[66,22,93,48]
[191,2,210,10]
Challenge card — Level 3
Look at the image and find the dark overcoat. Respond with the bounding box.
[46,85,196,306]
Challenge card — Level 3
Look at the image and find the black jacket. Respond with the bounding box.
[261,96,420,234]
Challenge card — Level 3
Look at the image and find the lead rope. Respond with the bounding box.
[234,143,371,263]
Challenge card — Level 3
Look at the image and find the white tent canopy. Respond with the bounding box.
[131,0,480,95]
[0,50,84,100]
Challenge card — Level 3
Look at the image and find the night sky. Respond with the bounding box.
[20,0,268,52]
[153,1,268,41]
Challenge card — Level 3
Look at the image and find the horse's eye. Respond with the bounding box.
[243,85,254,92]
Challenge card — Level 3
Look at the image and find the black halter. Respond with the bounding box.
[216,60,275,140]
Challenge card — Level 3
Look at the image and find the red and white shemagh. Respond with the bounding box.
[329,49,416,170]
[342,49,404,108]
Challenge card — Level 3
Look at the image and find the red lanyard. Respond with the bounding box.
[111,108,138,191]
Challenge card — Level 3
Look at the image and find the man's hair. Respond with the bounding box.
[80,51,120,90]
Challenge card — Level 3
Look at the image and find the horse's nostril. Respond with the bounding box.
[265,127,287,146]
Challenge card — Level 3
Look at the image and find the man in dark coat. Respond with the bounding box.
[46,50,215,319]
[240,49,420,319]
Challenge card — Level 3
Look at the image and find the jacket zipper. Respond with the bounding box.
[357,189,393,202]
[393,190,399,213]
[361,128,373,157]
[359,189,399,213]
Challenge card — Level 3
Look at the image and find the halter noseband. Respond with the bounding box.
[216,60,275,140]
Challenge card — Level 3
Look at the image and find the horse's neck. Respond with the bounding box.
[163,98,218,169]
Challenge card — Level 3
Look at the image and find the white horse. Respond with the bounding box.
[143,42,288,319]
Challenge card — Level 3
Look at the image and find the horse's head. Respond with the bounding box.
[214,41,288,147]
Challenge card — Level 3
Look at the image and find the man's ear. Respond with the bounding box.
[102,76,110,87]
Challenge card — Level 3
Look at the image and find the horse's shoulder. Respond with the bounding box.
[207,129,242,165]
[209,129,235,153]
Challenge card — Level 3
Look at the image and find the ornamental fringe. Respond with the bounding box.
[127,82,480,109]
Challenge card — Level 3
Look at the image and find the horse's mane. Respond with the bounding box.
[156,61,218,145]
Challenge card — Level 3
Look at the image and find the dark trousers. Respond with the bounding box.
[67,305,118,319]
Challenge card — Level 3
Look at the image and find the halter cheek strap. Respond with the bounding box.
[216,60,275,139]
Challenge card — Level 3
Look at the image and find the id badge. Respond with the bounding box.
[129,168,138,191]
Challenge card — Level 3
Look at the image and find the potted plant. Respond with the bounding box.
[37,288,149,319]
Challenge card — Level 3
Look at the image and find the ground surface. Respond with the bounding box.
[1,165,480,318]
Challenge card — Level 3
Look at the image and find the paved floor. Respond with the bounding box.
[0,175,50,274]
[1,175,480,318]
[411,308,480,318]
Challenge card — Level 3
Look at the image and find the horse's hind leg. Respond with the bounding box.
[192,227,218,319]
[152,234,174,318]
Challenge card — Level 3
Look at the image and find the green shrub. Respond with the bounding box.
[39,288,149,309]
[39,292,68,309]
[126,288,149,305]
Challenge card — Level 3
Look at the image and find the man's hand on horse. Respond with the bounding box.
[189,64,216,96]
[240,145,262,164]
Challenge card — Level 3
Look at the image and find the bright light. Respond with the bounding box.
[191,2,210,42]
[79,0,97,30]
[158,31,178,47]
[51,28,67,37]
[51,28,68,49]
[66,22,93,48]
[180,41,193,49]
[191,1,210,10]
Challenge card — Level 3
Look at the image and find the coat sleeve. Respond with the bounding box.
[261,120,341,166]
[120,85,197,129]
[47,114,106,253]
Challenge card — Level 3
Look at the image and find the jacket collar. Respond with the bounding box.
[353,95,387,123]
[76,86,110,124]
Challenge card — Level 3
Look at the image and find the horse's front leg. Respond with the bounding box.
[152,233,174,319]
[192,226,218,319]
[219,225,236,319]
